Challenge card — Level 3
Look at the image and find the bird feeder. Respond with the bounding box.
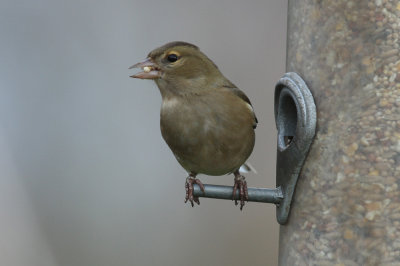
[279,1,400,265]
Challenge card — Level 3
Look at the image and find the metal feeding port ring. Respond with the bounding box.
[274,72,316,224]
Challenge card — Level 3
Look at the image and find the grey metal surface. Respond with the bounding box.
[193,184,283,204]
[274,72,316,224]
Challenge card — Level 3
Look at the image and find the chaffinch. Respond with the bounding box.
[130,41,257,210]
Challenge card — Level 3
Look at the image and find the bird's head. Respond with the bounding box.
[130,41,222,85]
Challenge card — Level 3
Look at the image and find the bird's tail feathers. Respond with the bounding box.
[239,162,258,174]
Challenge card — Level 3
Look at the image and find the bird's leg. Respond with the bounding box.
[233,170,249,210]
[184,173,205,207]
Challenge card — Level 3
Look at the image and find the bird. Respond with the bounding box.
[129,41,257,210]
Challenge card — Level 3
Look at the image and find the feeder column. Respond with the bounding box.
[280,1,400,265]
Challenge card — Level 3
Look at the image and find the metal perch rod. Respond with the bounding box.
[193,184,283,204]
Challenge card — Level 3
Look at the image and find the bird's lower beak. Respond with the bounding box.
[129,58,161,79]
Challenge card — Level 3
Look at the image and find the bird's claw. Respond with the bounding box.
[184,176,205,207]
[233,174,248,210]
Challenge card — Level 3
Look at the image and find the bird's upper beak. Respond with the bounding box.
[129,58,161,79]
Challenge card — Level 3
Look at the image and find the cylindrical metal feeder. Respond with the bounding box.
[279,1,400,265]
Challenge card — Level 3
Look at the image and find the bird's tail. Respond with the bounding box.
[239,162,257,174]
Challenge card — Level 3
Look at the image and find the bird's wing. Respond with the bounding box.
[223,83,258,129]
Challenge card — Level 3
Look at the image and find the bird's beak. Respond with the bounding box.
[129,58,161,79]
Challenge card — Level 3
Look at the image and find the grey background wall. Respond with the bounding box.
[0,1,287,265]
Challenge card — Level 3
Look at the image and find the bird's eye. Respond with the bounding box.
[167,54,179,63]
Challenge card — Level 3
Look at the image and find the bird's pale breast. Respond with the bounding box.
[160,90,255,176]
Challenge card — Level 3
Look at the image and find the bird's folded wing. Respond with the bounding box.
[223,84,258,128]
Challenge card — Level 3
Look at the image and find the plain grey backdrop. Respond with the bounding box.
[0,1,287,265]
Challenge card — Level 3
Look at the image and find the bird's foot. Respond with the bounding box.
[233,171,249,210]
[184,175,205,207]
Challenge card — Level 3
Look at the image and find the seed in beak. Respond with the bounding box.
[143,66,152,73]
